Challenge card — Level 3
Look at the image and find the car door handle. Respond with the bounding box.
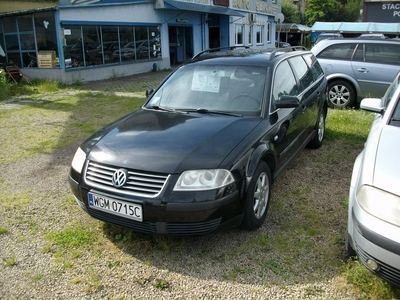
[357,68,369,73]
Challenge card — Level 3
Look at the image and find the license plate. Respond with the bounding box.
[88,193,143,222]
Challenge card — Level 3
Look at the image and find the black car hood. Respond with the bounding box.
[85,109,261,174]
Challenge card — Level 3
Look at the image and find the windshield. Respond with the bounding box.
[145,64,266,116]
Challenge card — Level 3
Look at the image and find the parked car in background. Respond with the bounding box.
[311,38,400,108]
[69,46,328,235]
[275,41,291,48]
[346,71,400,287]
[358,33,386,39]
[314,32,343,45]
[112,40,149,60]
[87,41,126,63]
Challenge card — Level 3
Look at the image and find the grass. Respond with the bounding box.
[325,108,374,143]
[45,226,99,250]
[344,258,400,300]
[0,90,145,164]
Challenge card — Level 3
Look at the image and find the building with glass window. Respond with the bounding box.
[0,0,281,83]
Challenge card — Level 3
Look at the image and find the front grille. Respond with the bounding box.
[356,244,400,287]
[88,208,221,235]
[84,161,169,198]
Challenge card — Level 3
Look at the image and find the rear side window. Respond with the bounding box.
[317,43,357,60]
[289,56,314,91]
[365,43,400,65]
[302,53,324,81]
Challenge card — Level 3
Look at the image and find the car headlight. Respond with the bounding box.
[357,185,400,227]
[174,169,234,191]
[71,147,87,173]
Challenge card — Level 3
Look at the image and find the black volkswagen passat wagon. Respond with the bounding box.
[69,46,328,235]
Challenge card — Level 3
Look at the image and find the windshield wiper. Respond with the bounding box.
[150,105,177,113]
[180,108,242,117]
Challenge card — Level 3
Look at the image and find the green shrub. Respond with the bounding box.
[0,69,11,101]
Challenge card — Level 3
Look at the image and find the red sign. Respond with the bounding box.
[213,0,229,7]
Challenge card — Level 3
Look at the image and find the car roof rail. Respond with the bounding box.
[269,46,307,58]
[192,45,251,60]
[192,45,307,60]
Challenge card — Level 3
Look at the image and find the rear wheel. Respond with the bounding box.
[307,109,325,149]
[327,80,355,109]
[242,161,271,230]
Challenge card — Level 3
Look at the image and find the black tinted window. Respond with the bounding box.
[289,56,314,91]
[317,43,356,60]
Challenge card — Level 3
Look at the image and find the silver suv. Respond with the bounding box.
[311,38,400,108]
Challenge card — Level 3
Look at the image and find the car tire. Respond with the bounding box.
[327,80,356,109]
[307,109,326,149]
[345,231,357,258]
[242,161,271,230]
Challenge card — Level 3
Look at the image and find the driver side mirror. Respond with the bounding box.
[146,88,154,98]
[275,95,300,109]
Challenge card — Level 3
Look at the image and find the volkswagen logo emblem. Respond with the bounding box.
[112,169,128,188]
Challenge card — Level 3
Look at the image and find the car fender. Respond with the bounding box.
[326,73,362,98]
[245,142,277,185]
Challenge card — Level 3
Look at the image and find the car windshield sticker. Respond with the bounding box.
[192,69,221,93]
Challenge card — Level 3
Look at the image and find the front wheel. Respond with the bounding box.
[327,80,356,109]
[307,109,326,149]
[345,231,357,258]
[242,161,272,230]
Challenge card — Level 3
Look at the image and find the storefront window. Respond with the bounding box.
[63,25,84,67]
[3,17,17,32]
[256,25,264,44]
[83,26,101,66]
[248,26,252,45]
[1,12,161,69]
[18,15,33,32]
[101,26,120,65]
[1,12,56,68]
[117,26,134,63]
[148,26,161,59]
[235,24,244,45]
[266,23,270,43]
[35,11,57,53]
[135,27,149,60]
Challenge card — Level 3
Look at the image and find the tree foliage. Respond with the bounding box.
[281,0,305,24]
[305,0,362,26]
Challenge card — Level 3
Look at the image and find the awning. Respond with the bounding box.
[0,6,56,17]
[311,21,400,34]
[276,23,311,32]
[160,0,246,17]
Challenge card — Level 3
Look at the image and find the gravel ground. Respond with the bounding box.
[0,71,362,299]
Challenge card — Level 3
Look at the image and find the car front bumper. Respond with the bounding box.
[350,204,400,287]
[69,174,244,235]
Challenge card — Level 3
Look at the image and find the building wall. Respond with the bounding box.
[363,0,400,22]
[1,0,282,83]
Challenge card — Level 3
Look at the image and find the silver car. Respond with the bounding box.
[311,38,400,108]
[346,71,400,287]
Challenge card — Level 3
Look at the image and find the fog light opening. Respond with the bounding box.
[366,259,380,271]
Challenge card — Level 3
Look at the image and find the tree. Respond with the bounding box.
[305,0,341,26]
[281,0,305,24]
[341,0,363,22]
[305,0,362,27]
